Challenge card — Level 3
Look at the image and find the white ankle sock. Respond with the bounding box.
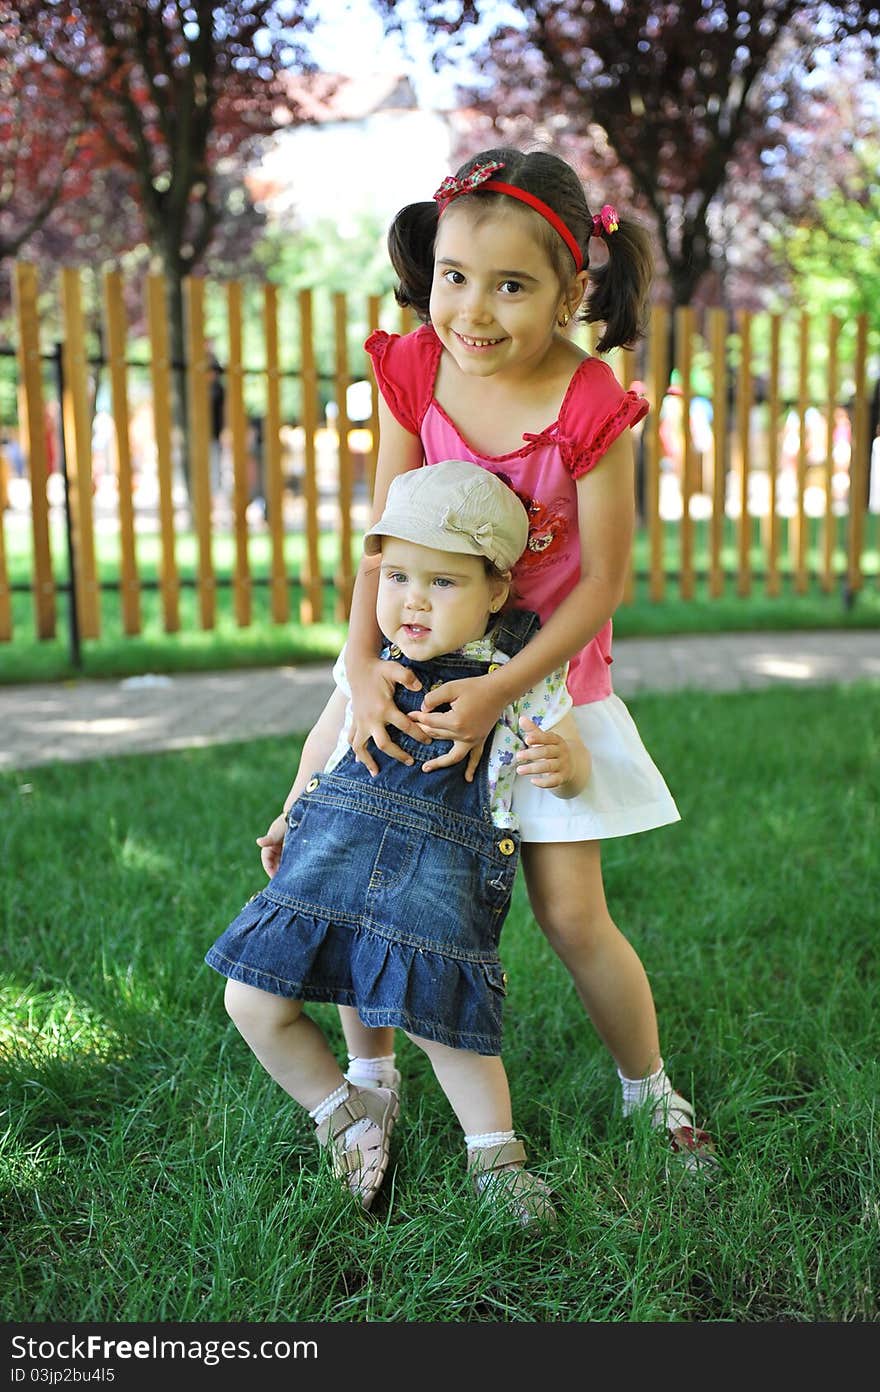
[309,1082,350,1125]
[345,1053,400,1091]
[309,1081,371,1147]
[464,1129,516,1149]
[618,1060,693,1131]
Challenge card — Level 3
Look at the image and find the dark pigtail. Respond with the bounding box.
[583,217,654,354]
[387,200,439,321]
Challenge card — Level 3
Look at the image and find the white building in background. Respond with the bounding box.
[251,73,454,232]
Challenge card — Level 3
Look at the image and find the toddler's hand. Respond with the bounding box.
[256,811,289,878]
[514,716,573,789]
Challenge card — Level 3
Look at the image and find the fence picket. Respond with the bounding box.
[822,315,840,593]
[226,280,251,628]
[13,262,55,638]
[103,269,141,636]
[146,273,180,632]
[334,291,354,620]
[767,315,781,596]
[676,305,695,598]
[848,314,869,596]
[183,275,216,630]
[298,288,322,623]
[709,307,727,597]
[60,267,100,638]
[263,282,289,625]
[367,293,381,497]
[647,305,668,601]
[736,310,753,596]
[795,311,810,594]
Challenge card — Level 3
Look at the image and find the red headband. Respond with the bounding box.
[434,161,586,271]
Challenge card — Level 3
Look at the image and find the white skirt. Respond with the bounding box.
[512,693,680,843]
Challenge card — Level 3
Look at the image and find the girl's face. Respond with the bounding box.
[376,537,508,663]
[429,202,580,380]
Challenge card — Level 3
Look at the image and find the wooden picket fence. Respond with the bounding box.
[0,260,876,647]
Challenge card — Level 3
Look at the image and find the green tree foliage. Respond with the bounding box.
[781,144,880,331]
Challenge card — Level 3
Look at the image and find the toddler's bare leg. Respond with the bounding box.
[406,1032,556,1226]
[224,981,400,1207]
[404,1033,512,1134]
[224,979,345,1110]
[338,1005,396,1060]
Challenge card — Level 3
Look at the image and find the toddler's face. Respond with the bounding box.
[429,202,574,380]
[376,537,508,662]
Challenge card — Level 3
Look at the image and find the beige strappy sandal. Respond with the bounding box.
[315,1085,399,1210]
[467,1139,557,1228]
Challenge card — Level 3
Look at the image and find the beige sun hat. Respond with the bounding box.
[364,459,529,572]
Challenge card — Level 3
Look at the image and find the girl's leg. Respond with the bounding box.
[520,839,660,1079]
[225,980,398,1205]
[405,1032,556,1226]
[520,840,715,1162]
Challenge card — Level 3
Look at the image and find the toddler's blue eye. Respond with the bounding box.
[433,577,454,588]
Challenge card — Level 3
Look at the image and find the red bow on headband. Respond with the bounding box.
[433,160,505,206]
[592,204,619,236]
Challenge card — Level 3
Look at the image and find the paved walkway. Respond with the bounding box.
[2,628,878,772]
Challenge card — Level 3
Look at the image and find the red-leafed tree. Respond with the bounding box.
[13,0,315,476]
[378,1,880,308]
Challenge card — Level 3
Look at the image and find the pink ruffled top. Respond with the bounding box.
[364,324,649,704]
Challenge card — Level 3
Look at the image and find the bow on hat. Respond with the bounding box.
[440,507,496,552]
[433,160,505,207]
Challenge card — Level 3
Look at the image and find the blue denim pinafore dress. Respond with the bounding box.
[205,608,540,1055]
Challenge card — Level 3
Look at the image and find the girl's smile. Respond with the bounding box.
[454,332,507,351]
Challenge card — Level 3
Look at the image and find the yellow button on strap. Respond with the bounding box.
[497,837,516,857]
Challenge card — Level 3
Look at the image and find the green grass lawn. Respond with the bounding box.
[2,512,879,684]
[2,681,878,1322]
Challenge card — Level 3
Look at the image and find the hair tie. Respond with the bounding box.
[592,204,619,238]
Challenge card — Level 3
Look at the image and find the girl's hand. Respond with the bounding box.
[256,811,289,878]
[514,715,574,789]
[412,675,507,780]
[347,655,430,778]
